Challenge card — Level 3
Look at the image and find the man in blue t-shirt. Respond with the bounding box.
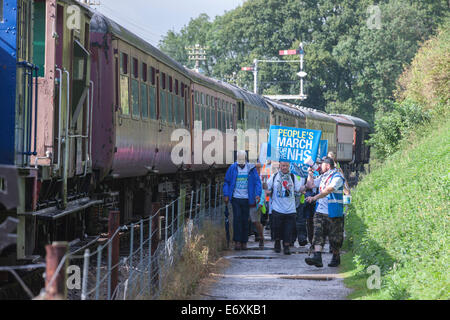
[223,151,262,250]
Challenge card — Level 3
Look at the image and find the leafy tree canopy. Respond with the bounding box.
[159,0,448,124]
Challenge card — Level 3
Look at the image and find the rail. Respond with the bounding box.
[34,182,226,300]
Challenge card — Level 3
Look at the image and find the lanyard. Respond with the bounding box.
[320,171,335,192]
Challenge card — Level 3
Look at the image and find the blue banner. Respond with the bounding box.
[318,140,328,159]
[267,125,322,166]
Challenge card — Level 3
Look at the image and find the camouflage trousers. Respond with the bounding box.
[312,212,344,253]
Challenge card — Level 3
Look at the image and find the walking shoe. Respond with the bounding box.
[305,252,323,268]
[298,240,308,247]
[328,254,341,267]
[259,239,264,249]
[283,246,291,255]
[274,240,281,253]
[241,242,247,250]
[234,242,241,251]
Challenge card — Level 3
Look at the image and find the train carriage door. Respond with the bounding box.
[70,39,91,175]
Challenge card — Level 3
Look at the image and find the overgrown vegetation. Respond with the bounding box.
[156,221,228,300]
[342,18,449,300]
[368,19,450,160]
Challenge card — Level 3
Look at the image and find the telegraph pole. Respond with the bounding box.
[185,44,209,72]
[253,59,258,94]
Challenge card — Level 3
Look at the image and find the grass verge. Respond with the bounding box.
[157,220,229,300]
[341,115,449,300]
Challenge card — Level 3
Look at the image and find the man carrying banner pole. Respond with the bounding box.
[266,162,304,255]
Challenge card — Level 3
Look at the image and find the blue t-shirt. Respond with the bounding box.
[233,165,249,199]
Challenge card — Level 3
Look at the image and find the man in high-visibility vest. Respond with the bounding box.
[305,157,345,267]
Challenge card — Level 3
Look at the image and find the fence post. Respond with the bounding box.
[44,241,68,300]
[140,219,144,288]
[165,206,168,244]
[95,246,102,300]
[189,190,194,221]
[200,184,206,227]
[81,248,90,300]
[108,210,120,300]
[195,188,200,223]
[171,202,175,238]
[208,184,212,218]
[150,203,160,296]
[215,183,218,218]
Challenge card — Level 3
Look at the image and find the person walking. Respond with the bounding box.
[266,162,304,255]
[327,151,351,196]
[223,150,262,251]
[304,157,345,267]
[249,163,265,248]
[293,174,308,247]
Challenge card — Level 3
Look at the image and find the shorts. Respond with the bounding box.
[249,206,261,223]
[312,212,344,252]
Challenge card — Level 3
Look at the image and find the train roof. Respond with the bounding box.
[89,11,190,77]
[219,82,269,110]
[186,69,239,98]
[285,104,335,123]
[332,114,371,128]
[264,99,305,118]
[330,114,355,126]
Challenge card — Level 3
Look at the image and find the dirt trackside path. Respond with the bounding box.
[193,229,352,300]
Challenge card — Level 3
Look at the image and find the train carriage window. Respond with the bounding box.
[168,92,173,123]
[161,73,166,90]
[201,93,205,105]
[179,96,184,125]
[175,80,179,95]
[206,95,209,106]
[33,0,46,77]
[223,112,226,132]
[169,76,173,92]
[217,111,221,131]
[173,93,178,124]
[206,107,210,129]
[120,75,130,115]
[132,58,138,79]
[150,67,156,85]
[131,79,140,118]
[121,53,128,74]
[141,63,147,82]
[120,52,130,115]
[149,86,156,119]
[141,83,148,118]
[160,89,166,121]
[0,0,3,23]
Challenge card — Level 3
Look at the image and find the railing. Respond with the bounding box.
[34,182,225,300]
[16,61,39,166]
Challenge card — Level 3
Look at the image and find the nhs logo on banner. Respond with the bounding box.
[267,126,322,166]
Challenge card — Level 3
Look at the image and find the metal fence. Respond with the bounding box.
[36,183,226,300]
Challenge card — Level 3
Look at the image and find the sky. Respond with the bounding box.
[92,0,246,47]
